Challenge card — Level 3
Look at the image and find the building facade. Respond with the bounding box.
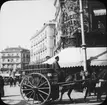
[54,0,62,54]
[54,0,81,54]
[30,21,56,64]
[54,0,106,53]
[0,46,30,74]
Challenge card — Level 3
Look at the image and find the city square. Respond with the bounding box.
[0,0,107,105]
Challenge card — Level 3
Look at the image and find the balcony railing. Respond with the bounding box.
[1,56,20,58]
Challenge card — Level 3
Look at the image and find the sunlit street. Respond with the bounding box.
[0,0,107,105]
[1,84,106,105]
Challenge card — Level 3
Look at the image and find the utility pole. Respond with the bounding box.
[79,0,87,79]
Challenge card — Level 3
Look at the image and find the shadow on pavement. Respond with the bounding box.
[45,96,106,105]
[0,95,106,105]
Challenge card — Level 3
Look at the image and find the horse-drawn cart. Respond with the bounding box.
[20,62,107,105]
[20,63,87,105]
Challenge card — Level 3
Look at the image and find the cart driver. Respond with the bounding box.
[52,56,64,82]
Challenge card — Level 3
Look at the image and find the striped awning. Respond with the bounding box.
[91,60,107,66]
[86,47,107,66]
[43,47,82,67]
[43,47,107,68]
[93,9,106,16]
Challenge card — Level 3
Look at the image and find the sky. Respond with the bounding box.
[0,0,56,51]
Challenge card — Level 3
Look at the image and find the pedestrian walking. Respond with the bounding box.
[9,77,14,87]
[13,77,16,86]
[18,76,22,86]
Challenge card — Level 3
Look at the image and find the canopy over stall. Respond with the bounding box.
[87,47,107,66]
[0,73,10,77]
[43,47,107,68]
[93,9,106,16]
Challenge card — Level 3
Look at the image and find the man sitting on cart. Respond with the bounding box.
[52,56,64,82]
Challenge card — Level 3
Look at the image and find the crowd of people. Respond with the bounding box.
[0,75,22,98]
[9,77,17,87]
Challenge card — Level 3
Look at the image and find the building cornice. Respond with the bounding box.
[0,47,30,53]
[30,24,48,40]
[30,22,55,40]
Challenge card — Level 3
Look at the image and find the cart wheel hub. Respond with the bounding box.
[34,88,38,92]
[33,86,37,88]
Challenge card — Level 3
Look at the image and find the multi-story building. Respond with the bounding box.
[44,0,107,69]
[54,0,106,51]
[30,21,56,64]
[0,46,30,74]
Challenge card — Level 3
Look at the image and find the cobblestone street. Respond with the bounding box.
[1,85,106,105]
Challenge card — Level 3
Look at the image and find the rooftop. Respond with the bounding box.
[30,20,56,40]
[1,46,30,53]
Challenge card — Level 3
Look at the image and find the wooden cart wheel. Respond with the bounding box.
[20,73,51,105]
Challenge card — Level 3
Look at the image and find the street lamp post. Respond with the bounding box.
[79,0,87,80]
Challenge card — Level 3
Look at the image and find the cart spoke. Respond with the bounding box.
[38,81,47,88]
[27,90,33,101]
[37,76,42,86]
[38,93,45,101]
[38,89,49,96]
[28,78,34,88]
[36,93,39,101]
[25,90,33,97]
[38,87,49,90]
[22,83,33,88]
[32,92,41,104]
[33,91,35,104]
[22,88,33,91]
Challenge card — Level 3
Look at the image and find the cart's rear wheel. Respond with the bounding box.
[20,73,51,105]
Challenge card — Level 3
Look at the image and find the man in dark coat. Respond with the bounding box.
[52,56,64,82]
[0,75,4,97]
[9,77,13,87]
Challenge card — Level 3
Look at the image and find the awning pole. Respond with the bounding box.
[79,0,87,80]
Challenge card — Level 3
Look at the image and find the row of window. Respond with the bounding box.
[2,58,20,62]
[35,58,46,63]
[2,53,20,57]
[31,50,47,60]
[22,58,30,63]
[31,38,47,48]
[31,58,46,64]
[31,31,47,47]
[33,36,47,46]
[31,50,47,63]
[32,46,47,55]
[2,64,21,68]
[22,54,30,58]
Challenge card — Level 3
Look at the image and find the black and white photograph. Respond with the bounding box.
[0,0,107,105]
